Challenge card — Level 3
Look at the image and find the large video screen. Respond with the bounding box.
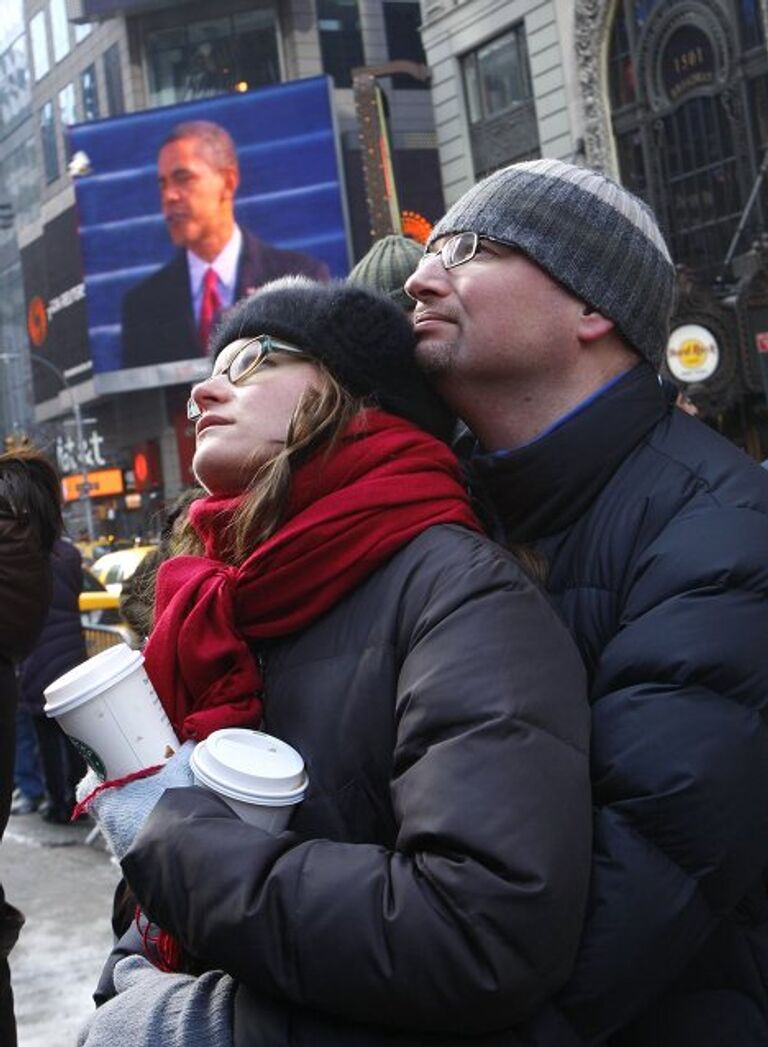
[70,75,349,375]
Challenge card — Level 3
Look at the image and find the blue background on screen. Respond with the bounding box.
[70,76,349,373]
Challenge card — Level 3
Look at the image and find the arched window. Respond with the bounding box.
[608,0,767,280]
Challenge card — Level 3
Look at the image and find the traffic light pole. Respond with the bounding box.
[0,350,95,541]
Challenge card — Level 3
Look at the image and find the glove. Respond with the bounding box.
[77,955,235,1047]
[76,741,196,860]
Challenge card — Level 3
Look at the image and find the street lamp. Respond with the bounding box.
[0,350,95,540]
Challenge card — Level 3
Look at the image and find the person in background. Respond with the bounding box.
[405,157,768,1045]
[0,449,62,1047]
[121,120,330,370]
[660,377,700,417]
[9,708,45,815]
[18,537,88,824]
[119,487,204,648]
[78,278,591,1047]
[347,233,423,311]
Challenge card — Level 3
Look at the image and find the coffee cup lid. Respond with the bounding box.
[44,644,141,714]
[190,729,307,807]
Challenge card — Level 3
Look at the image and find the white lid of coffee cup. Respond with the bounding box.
[44,644,140,715]
[190,729,307,808]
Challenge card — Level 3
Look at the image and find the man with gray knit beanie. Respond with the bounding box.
[406,158,768,1046]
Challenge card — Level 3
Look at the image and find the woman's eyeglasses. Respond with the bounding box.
[187,335,308,420]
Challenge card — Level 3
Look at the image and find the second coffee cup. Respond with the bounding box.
[190,728,308,832]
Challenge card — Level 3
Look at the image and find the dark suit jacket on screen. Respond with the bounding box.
[121,228,330,369]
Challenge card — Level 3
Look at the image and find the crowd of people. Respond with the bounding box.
[3,158,768,1047]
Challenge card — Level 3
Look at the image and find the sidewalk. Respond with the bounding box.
[2,812,119,1047]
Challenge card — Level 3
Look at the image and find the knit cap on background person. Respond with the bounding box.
[210,276,454,442]
[428,157,675,368]
[347,234,423,311]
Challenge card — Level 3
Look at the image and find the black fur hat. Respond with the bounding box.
[210,277,454,442]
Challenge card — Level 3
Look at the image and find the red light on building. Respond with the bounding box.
[134,451,149,485]
[131,441,160,491]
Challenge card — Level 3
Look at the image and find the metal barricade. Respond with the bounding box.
[81,623,134,659]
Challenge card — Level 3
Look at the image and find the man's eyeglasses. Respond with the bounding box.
[418,231,494,270]
[186,335,308,420]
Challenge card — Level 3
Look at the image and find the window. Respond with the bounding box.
[738,0,764,49]
[462,26,533,124]
[318,0,363,88]
[608,6,636,108]
[81,63,98,120]
[29,10,50,81]
[382,1,427,89]
[461,26,538,179]
[103,42,124,114]
[58,81,76,126]
[749,74,768,226]
[0,0,24,51]
[49,0,70,63]
[74,21,93,44]
[1,134,41,226]
[145,9,279,106]
[40,100,58,182]
[0,32,31,131]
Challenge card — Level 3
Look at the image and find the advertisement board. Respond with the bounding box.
[69,75,349,377]
[19,205,90,402]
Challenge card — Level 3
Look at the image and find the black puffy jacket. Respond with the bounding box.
[124,524,592,1044]
[471,363,768,1046]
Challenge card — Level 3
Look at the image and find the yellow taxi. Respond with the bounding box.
[78,568,121,624]
[90,545,156,595]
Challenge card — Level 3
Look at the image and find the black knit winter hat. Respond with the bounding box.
[210,277,455,442]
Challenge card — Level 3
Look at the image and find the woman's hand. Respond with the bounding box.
[76,741,196,860]
[77,955,235,1047]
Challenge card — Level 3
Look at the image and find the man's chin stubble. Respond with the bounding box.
[414,339,458,377]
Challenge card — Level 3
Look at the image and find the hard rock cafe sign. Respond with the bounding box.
[666,323,720,383]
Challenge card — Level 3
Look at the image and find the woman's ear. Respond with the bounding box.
[578,305,615,343]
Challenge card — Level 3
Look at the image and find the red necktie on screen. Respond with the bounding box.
[198,267,221,351]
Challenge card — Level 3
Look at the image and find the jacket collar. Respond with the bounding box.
[468,363,669,543]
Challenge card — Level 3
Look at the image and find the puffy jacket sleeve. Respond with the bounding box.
[558,498,768,1039]
[123,533,591,1035]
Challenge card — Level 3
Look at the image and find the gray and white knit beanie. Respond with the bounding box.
[428,158,675,368]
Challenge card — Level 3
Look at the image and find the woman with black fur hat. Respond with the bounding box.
[78,278,591,1047]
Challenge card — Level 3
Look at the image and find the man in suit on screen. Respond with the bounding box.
[121,120,330,369]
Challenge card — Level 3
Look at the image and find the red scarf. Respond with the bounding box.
[144,410,482,740]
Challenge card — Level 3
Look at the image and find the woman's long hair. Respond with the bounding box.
[175,366,363,565]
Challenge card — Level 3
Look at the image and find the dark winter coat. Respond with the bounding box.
[124,524,592,1045]
[0,510,51,1047]
[18,538,87,717]
[0,513,52,834]
[470,362,768,1046]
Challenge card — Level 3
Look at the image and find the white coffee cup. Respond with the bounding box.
[190,728,308,833]
[43,644,180,781]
